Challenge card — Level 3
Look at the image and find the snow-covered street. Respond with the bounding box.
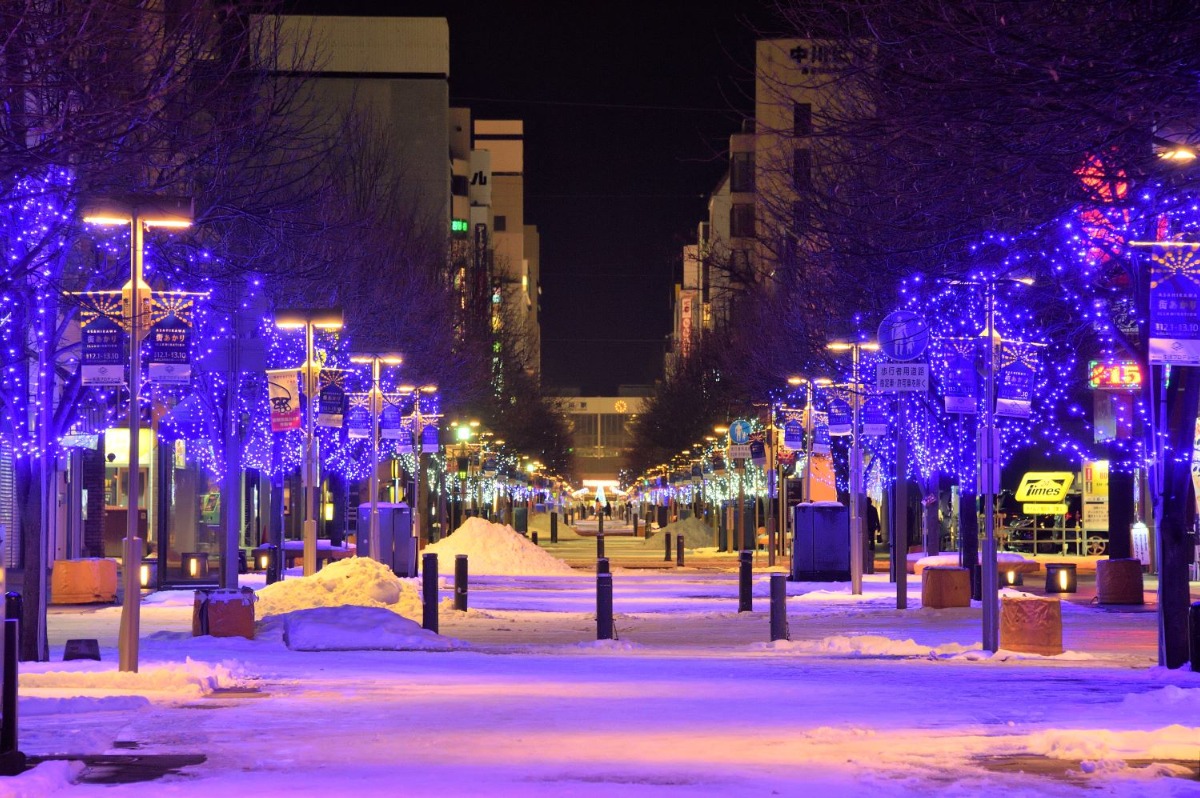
[5,520,1200,797]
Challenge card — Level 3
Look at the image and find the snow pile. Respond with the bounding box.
[282,606,460,651]
[915,552,1036,569]
[20,657,245,696]
[762,634,978,658]
[644,516,715,549]
[425,517,575,575]
[255,556,422,621]
[1027,725,1200,762]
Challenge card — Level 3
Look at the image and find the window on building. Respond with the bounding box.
[793,148,811,192]
[730,203,755,238]
[792,199,809,231]
[451,175,469,196]
[793,103,812,137]
[493,215,507,232]
[730,151,754,193]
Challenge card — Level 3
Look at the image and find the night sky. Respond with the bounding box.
[293,1,781,394]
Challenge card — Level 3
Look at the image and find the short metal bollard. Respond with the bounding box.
[770,573,789,641]
[664,532,673,562]
[738,551,753,613]
[597,557,610,575]
[1190,601,1200,673]
[422,553,438,633]
[633,513,639,538]
[531,531,539,546]
[0,592,25,773]
[454,554,468,612]
[550,511,558,544]
[596,514,605,559]
[597,573,614,640]
[676,535,685,567]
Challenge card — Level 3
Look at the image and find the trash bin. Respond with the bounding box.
[193,587,256,639]
[513,506,529,534]
[356,502,416,577]
[791,501,850,581]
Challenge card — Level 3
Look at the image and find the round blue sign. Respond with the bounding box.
[729,419,752,445]
[878,310,930,361]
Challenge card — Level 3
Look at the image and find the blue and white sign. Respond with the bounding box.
[812,412,831,455]
[942,348,978,414]
[878,310,930,361]
[729,419,752,445]
[862,397,889,437]
[783,419,804,450]
[996,341,1038,418]
[749,439,766,467]
[1149,243,1200,365]
[828,398,852,436]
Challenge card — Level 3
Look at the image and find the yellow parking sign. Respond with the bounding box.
[1014,472,1075,503]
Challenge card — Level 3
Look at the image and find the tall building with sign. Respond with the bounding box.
[554,396,646,485]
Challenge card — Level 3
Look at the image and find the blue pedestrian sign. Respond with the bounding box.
[878,310,930,361]
[729,419,752,445]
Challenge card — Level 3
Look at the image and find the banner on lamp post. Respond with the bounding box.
[1148,243,1200,365]
[380,401,404,440]
[345,393,370,440]
[81,312,125,386]
[941,340,978,414]
[812,411,831,455]
[315,369,345,428]
[862,396,889,437]
[147,307,191,385]
[995,341,1038,418]
[782,417,804,450]
[266,369,302,432]
[828,395,853,437]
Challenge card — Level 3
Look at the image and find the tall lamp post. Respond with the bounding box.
[949,276,1031,652]
[274,308,344,576]
[826,341,880,595]
[786,376,833,504]
[399,383,438,544]
[349,353,402,564]
[82,196,193,673]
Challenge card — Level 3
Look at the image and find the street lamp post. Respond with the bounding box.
[274,308,343,577]
[399,383,438,544]
[349,354,402,565]
[827,342,880,595]
[83,197,193,673]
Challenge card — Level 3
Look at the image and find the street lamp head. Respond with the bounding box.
[81,195,194,228]
[813,377,834,387]
[274,307,344,331]
[420,384,438,394]
[787,376,804,386]
[714,425,728,435]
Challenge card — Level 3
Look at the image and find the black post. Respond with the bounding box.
[422,553,438,633]
[676,535,684,567]
[1190,601,1200,673]
[596,573,613,640]
[1,592,24,771]
[664,532,672,562]
[454,554,468,612]
[596,512,605,559]
[550,511,558,544]
[597,557,610,575]
[769,573,788,641]
[531,531,539,545]
[738,551,753,612]
[633,513,639,538]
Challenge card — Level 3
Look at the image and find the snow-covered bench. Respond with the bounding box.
[910,551,1041,577]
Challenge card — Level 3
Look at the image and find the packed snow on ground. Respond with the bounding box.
[425,516,576,575]
[254,556,423,621]
[19,657,246,697]
[915,551,1038,569]
[281,606,460,652]
[643,516,715,549]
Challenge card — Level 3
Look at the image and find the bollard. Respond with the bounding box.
[454,554,468,612]
[550,511,558,544]
[664,532,672,562]
[531,531,539,546]
[0,592,24,773]
[422,553,438,633]
[738,551,753,612]
[633,513,639,538]
[596,573,614,640]
[596,512,605,560]
[1190,601,1200,673]
[676,535,685,568]
[770,573,789,641]
[597,557,610,575]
